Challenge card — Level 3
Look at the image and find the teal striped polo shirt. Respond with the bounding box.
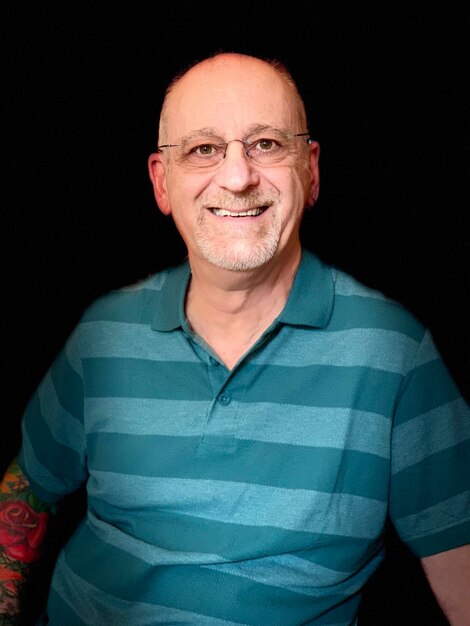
[19,250,470,625]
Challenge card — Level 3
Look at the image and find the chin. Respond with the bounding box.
[197,238,279,272]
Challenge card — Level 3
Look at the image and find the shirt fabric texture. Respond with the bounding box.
[19,250,470,625]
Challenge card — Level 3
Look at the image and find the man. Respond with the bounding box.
[1,52,469,625]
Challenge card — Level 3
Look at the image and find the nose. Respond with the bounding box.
[212,140,260,192]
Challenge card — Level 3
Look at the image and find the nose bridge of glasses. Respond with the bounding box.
[222,138,251,159]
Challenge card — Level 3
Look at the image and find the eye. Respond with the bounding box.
[191,144,219,157]
[246,134,290,164]
[255,138,278,151]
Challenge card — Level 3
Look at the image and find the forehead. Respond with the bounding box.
[162,57,301,140]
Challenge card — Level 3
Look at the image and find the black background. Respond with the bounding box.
[2,2,468,623]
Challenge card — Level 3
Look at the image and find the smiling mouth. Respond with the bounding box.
[210,206,268,217]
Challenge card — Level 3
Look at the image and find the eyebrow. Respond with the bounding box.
[178,124,289,146]
[179,128,222,146]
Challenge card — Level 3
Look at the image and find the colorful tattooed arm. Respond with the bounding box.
[0,458,55,623]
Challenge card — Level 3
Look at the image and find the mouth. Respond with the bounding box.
[209,206,269,217]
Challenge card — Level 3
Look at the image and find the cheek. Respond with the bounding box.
[267,164,310,198]
[281,169,310,213]
[166,172,212,210]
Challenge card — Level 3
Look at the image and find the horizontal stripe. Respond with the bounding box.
[18,431,82,503]
[87,433,389,499]
[333,273,390,301]
[22,395,85,483]
[88,500,380,570]
[63,523,362,625]
[394,358,463,424]
[88,472,386,538]
[83,358,403,416]
[394,491,470,541]
[83,358,209,399]
[87,512,227,565]
[238,404,391,456]
[328,295,424,340]
[51,551,243,625]
[392,398,470,473]
[204,548,382,599]
[250,327,419,373]
[391,441,470,517]
[85,397,210,435]
[241,364,403,415]
[50,346,84,421]
[38,372,85,454]
[86,398,391,458]
[81,322,420,375]
[80,321,199,362]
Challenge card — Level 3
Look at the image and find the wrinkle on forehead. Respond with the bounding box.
[159,55,306,144]
[178,125,300,148]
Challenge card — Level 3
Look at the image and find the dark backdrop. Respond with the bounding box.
[2,2,468,624]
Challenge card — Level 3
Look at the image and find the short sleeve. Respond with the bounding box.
[18,325,88,504]
[390,329,470,556]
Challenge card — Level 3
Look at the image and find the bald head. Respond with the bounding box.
[158,53,308,146]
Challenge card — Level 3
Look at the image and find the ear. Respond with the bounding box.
[306,140,320,207]
[148,152,171,216]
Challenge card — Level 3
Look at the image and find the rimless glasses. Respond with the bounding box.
[157,129,312,169]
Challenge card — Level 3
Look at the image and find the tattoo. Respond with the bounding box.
[0,460,54,618]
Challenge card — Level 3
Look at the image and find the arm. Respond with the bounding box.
[0,458,55,623]
[421,544,470,626]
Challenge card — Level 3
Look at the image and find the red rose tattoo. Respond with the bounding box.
[0,567,22,614]
[0,501,48,563]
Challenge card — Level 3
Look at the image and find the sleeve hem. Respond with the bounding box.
[402,519,470,557]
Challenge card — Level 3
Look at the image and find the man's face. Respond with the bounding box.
[149,55,319,273]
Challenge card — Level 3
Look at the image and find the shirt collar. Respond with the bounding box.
[151,261,191,331]
[277,249,334,328]
[151,249,334,332]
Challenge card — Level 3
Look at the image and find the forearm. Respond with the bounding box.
[0,459,55,623]
[421,544,470,626]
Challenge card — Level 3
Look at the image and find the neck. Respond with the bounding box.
[185,244,301,368]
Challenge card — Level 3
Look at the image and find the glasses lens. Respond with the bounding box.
[177,142,226,168]
[246,133,298,165]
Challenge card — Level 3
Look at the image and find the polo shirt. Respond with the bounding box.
[19,250,470,625]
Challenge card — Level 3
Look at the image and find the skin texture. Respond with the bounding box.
[421,545,470,625]
[0,459,54,621]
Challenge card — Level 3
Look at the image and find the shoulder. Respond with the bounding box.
[329,264,426,343]
[79,266,180,325]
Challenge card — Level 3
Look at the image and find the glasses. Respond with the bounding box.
[157,129,311,169]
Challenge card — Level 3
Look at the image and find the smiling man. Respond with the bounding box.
[152,57,317,274]
[1,53,469,625]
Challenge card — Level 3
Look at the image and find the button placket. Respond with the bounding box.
[197,353,240,451]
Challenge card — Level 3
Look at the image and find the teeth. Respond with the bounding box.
[212,208,264,217]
